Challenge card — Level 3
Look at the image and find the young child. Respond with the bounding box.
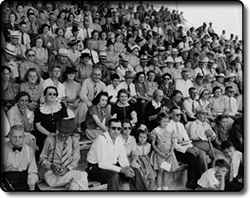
[150,112,179,190]
[136,124,156,190]
[197,159,229,191]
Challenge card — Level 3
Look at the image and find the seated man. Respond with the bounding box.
[86,118,149,191]
[2,125,39,191]
[189,106,222,161]
[39,118,88,190]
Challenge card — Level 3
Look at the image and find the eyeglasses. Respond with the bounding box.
[204,93,209,95]
[175,114,181,116]
[28,54,35,57]
[48,93,57,96]
[110,126,122,131]
[229,91,234,93]
[123,127,132,130]
[164,78,170,80]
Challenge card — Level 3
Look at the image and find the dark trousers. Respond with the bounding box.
[2,170,29,191]
[174,150,201,183]
[86,163,148,191]
[225,179,243,191]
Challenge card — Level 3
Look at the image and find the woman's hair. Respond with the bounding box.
[135,124,149,143]
[135,72,146,81]
[43,86,58,97]
[1,66,11,74]
[152,89,162,100]
[25,49,36,58]
[220,140,234,151]
[34,36,45,47]
[92,91,109,105]
[171,90,183,98]
[162,72,172,80]
[24,68,41,84]
[122,118,131,126]
[199,88,209,99]
[9,12,18,21]
[66,13,75,22]
[157,112,169,123]
[214,159,230,170]
[111,73,120,81]
[212,86,222,94]
[117,89,130,101]
[55,27,65,35]
[57,10,67,19]
[215,114,229,125]
[15,91,31,103]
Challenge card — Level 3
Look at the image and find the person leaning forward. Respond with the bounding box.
[39,118,88,190]
[86,118,149,191]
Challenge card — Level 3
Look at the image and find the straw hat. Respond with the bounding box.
[4,43,17,56]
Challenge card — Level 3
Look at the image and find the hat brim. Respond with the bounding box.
[4,48,17,56]
[67,40,80,46]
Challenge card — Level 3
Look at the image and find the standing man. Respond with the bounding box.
[86,118,148,191]
[39,118,88,190]
[2,125,39,191]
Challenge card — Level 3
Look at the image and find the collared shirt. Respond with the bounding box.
[20,82,43,102]
[40,134,80,171]
[81,48,99,65]
[80,78,106,106]
[230,151,242,179]
[87,131,129,172]
[65,26,85,41]
[194,67,209,78]
[42,78,66,100]
[183,98,200,119]
[106,84,122,103]
[224,95,238,115]
[116,65,135,81]
[18,31,31,49]
[120,135,137,159]
[19,61,41,81]
[2,142,38,185]
[3,60,19,79]
[167,120,193,153]
[119,81,136,97]
[175,79,194,98]
[189,119,216,141]
[145,80,158,98]
[76,63,93,83]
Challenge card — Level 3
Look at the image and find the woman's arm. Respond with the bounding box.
[35,122,51,136]
[130,111,138,126]
[92,115,107,131]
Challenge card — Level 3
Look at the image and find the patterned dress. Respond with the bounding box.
[150,126,179,172]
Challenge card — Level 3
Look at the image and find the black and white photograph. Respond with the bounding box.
[0,0,244,193]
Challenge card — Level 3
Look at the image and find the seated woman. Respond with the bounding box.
[31,86,68,158]
[20,68,43,112]
[1,66,20,112]
[105,39,120,70]
[7,91,37,153]
[85,91,112,141]
[111,89,138,128]
[63,67,86,132]
[209,86,227,117]
[158,72,175,102]
[198,88,215,121]
[120,119,140,168]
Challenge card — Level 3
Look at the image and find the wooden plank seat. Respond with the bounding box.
[79,139,93,151]
[37,180,107,191]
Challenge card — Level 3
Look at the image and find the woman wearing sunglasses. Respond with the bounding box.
[198,88,215,121]
[120,119,140,169]
[19,49,41,83]
[31,86,68,158]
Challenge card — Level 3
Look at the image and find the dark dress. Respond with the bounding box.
[111,103,135,122]
[31,101,68,157]
[144,100,161,132]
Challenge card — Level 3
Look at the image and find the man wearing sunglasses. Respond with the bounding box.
[86,118,148,191]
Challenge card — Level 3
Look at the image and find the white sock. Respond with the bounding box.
[163,186,169,190]
[156,187,162,190]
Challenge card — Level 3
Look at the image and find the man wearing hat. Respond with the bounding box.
[189,39,200,59]
[212,73,226,94]
[177,35,190,51]
[134,55,150,73]
[194,57,209,79]
[188,106,222,161]
[40,118,89,190]
[175,69,194,98]
[224,73,240,96]
[1,43,19,81]
[67,38,81,66]
[204,59,217,77]
[81,39,99,66]
[95,51,110,84]
[65,20,85,41]
[18,21,31,49]
[116,54,135,81]
[167,107,207,189]
[92,13,102,32]
[76,52,92,83]
[47,14,58,38]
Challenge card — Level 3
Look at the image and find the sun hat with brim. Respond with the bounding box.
[125,71,135,79]
[99,51,107,59]
[164,56,174,63]
[131,45,140,52]
[171,48,178,54]
[158,46,165,51]
[171,108,183,114]
[174,58,182,63]
[215,73,225,78]
[49,14,57,21]
[4,43,17,56]
[9,31,20,39]
[56,118,76,134]
[41,24,50,30]
[140,55,148,61]
[58,48,68,57]
[225,73,237,78]
[196,106,209,114]
[199,57,209,63]
[67,38,80,46]
[196,73,204,79]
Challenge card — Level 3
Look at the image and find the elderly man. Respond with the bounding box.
[86,118,148,191]
[189,106,222,160]
[39,118,88,190]
[2,125,39,191]
[175,69,194,99]
[79,67,106,123]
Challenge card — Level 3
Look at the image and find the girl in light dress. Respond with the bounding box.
[136,124,156,190]
[150,112,179,190]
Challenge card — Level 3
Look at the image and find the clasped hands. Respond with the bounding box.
[51,163,69,176]
[120,166,135,178]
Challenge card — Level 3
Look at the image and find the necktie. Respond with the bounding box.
[90,50,95,64]
[229,97,232,112]
[61,141,69,167]
[94,83,98,97]
[21,33,25,45]
[127,84,131,92]
[229,159,234,182]
[201,68,205,77]
[13,147,22,152]
[192,100,196,114]
[87,29,90,39]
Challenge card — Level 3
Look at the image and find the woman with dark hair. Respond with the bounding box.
[38,23,54,50]
[141,35,156,58]
[213,114,230,150]
[198,88,214,121]
[111,89,138,127]
[3,12,19,42]
[65,13,75,28]
[7,91,37,152]
[1,66,20,112]
[209,86,227,117]
[85,91,112,140]
[20,68,43,111]
[52,27,68,52]
[31,86,68,158]
[56,10,67,29]
[159,72,175,100]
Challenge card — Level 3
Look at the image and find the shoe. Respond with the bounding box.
[186,181,197,190]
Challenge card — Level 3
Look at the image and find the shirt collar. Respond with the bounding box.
[152,99,161,109]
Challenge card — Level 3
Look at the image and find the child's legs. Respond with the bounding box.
[163,171,169,187]
[156,170,163,188]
